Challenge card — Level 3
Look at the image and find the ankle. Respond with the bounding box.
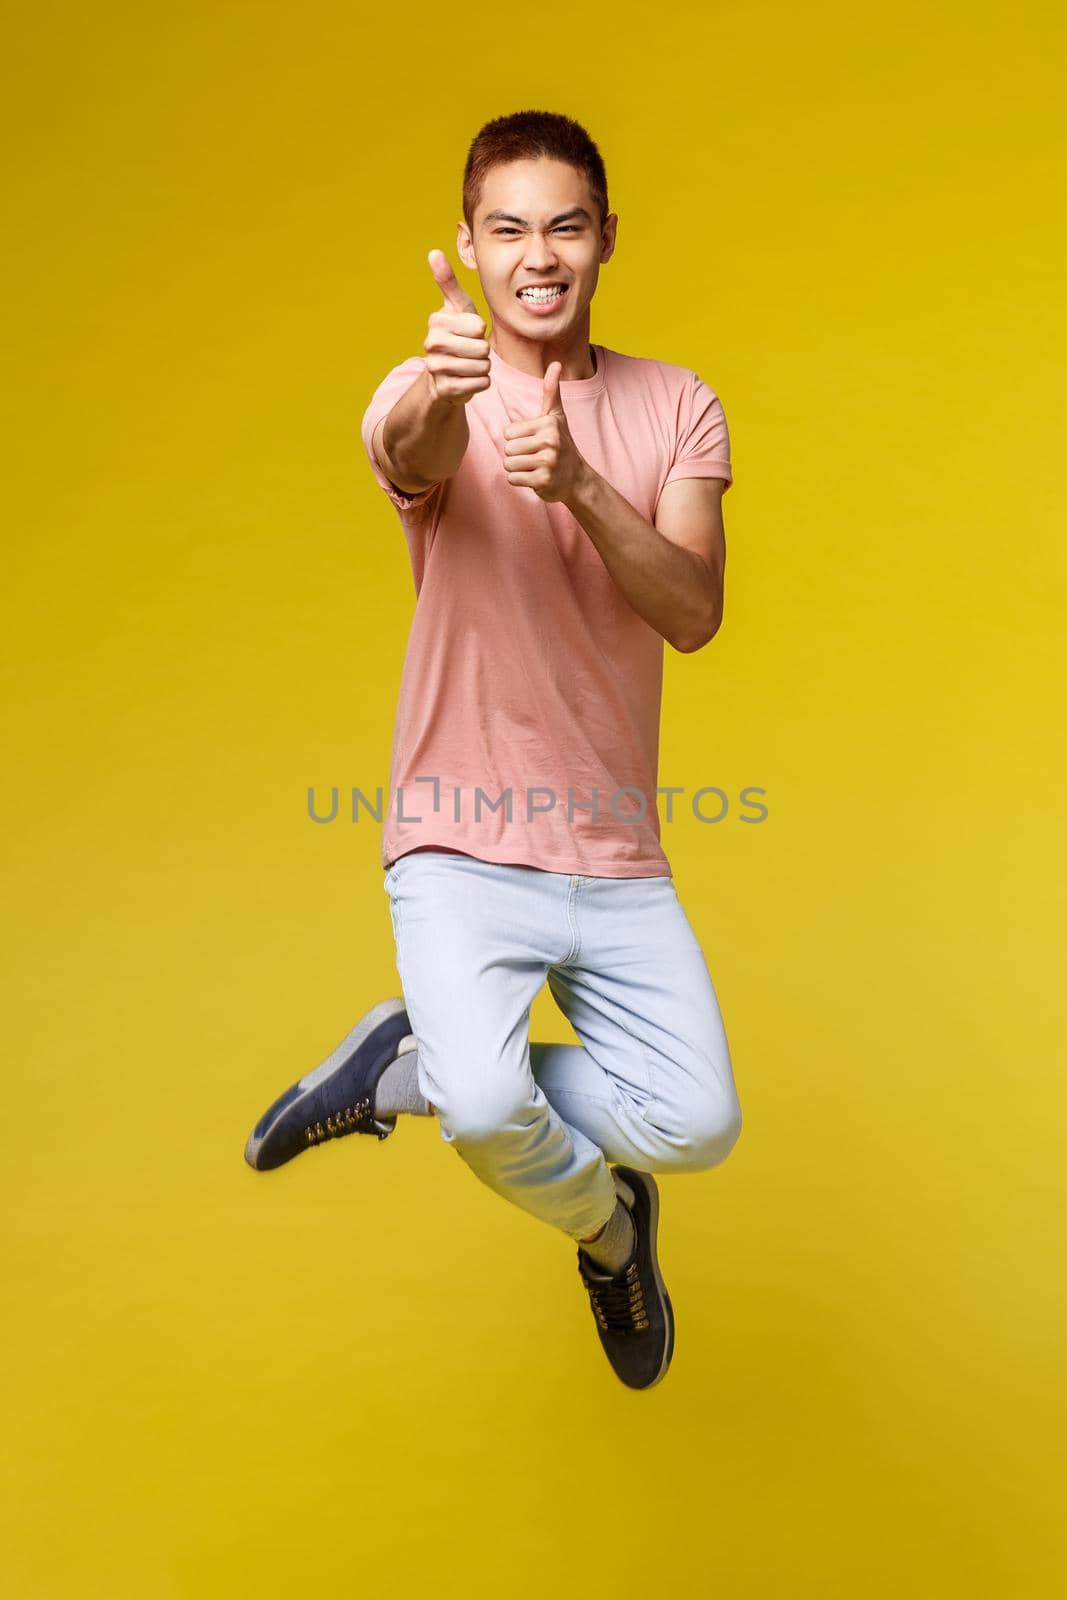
[579,1216,610,1244]
[578,1195,636,1276]
[375,1052,432,1117]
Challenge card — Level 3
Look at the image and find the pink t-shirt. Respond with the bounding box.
[360,342,732,877]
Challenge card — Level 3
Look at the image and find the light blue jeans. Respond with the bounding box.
[383,850,743,1242]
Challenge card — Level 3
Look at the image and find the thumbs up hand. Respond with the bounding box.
[502,360,587,503]
[423,249,491,407]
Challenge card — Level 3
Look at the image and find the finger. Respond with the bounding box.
[429,312,488,337]
[504,470,542,494]
[501,418,540,441]
[541,360,562,416]
[503,440,546,461]
[503,430,547,455]
[428,249,478,315]
[426,321,491,355]
[427,354,492,379]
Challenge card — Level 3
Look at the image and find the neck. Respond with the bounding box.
[489,318,597,381]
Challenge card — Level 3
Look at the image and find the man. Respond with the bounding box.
[244,110,743,1391]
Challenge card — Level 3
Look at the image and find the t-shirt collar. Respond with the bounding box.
[488,342,607,400]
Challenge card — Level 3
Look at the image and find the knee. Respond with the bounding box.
[698,1092,743,1168]
[649,1085,743,1173]
[434,1076,531,1148]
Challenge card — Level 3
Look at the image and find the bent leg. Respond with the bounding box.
[386,853,619,1240]
[530,874,742,1174]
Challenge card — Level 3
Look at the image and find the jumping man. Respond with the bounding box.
[244,110,743,1391]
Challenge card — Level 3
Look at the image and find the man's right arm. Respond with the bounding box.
[372,368,470,495]
[370,249,491,496]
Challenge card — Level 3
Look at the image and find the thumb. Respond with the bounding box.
[541,360,562,416]
[428,248,478,315]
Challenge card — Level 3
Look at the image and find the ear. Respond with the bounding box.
[456,224,477,272]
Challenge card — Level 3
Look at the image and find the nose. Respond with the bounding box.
[522,230,559,271]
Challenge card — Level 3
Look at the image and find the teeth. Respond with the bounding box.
[519,286,565,301]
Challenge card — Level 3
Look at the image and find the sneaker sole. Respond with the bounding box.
[613,1164,675,1388]
[244,996,411,1170]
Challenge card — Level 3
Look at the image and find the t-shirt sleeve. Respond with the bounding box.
[661,371,733,493]
[359,356,444,512]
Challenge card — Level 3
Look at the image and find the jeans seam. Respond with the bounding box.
[586,1015,656,1110]
[562,876,580,965]
[388,877,403,968]
[633,1036,658,1117]
[541,1083,620,1111]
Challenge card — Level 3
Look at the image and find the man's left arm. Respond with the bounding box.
[562,466,726,654]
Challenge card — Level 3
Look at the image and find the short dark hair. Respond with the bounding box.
[462,110,609,234]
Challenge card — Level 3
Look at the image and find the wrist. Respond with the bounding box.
[563,456,598,513]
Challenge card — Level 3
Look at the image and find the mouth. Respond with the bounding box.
[515,283,570,313]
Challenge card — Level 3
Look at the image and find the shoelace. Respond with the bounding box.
[581,1257,651,1334]
[303,1095,389,1146]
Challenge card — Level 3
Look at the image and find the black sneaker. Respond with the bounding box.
[244,997,414,1171]
[576,1165,675,1390]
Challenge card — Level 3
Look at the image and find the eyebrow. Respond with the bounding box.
[481,207,593,227]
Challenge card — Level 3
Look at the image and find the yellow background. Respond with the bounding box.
[4,2,1064,1594]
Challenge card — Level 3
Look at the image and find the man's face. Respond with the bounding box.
[459,157,616,339]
